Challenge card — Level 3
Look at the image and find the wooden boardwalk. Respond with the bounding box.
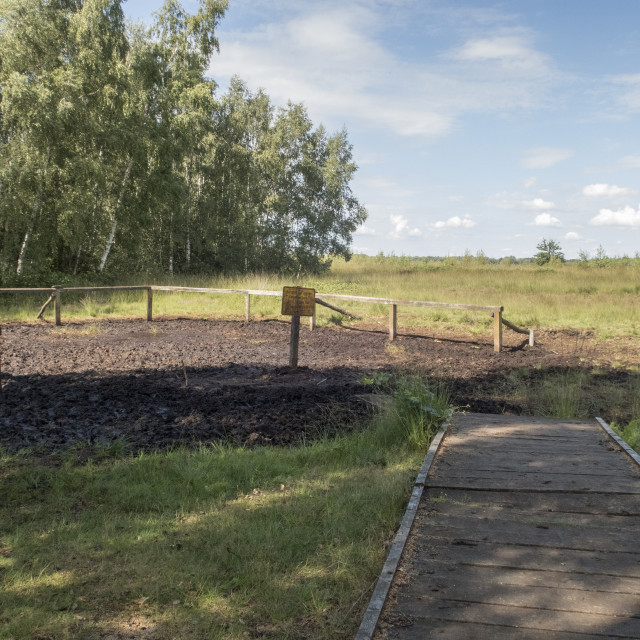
[374,413,640,639]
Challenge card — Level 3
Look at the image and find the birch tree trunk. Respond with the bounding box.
[99,155,133,273]
[17,144,50,275]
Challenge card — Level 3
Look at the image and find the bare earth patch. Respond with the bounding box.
[1,317,638,452]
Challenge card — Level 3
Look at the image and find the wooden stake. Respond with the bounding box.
[289,315,301,368]
[245,293,250,322]
[36,294,54,320]
[309,306,316,331]
[389,304,397,341]
[53,286,62,326]
[147,287,153,321]
[315,297,361,320]
[493,307,503,352]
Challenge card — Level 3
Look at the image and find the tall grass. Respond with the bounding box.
[2,256,638,336]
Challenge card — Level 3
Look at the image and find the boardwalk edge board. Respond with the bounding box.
[596,417,640,468]
[354,412,452,640]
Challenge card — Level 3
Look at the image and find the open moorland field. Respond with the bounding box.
[1,257,639,639]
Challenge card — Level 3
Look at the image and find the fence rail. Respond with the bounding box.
[0,285,534,352]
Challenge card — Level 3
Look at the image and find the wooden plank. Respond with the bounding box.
[381,619,625,640]
[0,287,58,293]
[409,538,640,578]
[413,512,640,553]
[410,563,640,594]
[146,287,153,322]
[434,452,634,472]
[400,574,640,616]
[151,286,281,296]
[421,501,640,530]
[427,473,640,494]
[424,487,640,515]
[394,597,640,637]
[60,286,150,291]
[244,293,250,322]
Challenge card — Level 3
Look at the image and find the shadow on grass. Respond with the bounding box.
[0,430,417,639]
[442,364,640,425]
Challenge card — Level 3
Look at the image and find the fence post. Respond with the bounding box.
[309,305,316,331]
[493,307,503,352]
[53,286,62,326]
[389,304,397,341]
[289,315,301,368]
[245,293,250,322]
[147,287,153,321]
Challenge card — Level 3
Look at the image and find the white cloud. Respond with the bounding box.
[565,232,582,240]
[583,183,635,197]
[533,213,562,227]
[523,197,555,210]
[212,6,562,141]
[354,225,379,237]
[390,215,422,238]
[487,192,557,212]
[591,205,640,227]
[521,147,573,169]
[449,35,551,74]
[523,177,538,189]
[428,215,477,229]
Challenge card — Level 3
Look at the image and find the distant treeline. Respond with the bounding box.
[366,251,640,268]
[0,0,366,286]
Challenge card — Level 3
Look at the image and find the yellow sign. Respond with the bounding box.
[281,286,316,316]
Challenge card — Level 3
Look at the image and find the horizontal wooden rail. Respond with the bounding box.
[0,287,58,293]
[61,286,151,292]
[0,285,516,351]
[151,286,281,296]
[318,293,502,313]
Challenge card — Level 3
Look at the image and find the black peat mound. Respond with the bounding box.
[0,317,630,452]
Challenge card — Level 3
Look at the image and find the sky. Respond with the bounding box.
[124,0,640,259]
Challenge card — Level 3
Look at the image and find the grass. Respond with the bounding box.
[499,367,640,423]
[0,378,450,640]
[612,419,640,453]
[1,256,640,336]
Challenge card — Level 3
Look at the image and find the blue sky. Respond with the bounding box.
[124,0,640,259]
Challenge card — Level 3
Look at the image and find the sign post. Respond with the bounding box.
[281,286,316,368]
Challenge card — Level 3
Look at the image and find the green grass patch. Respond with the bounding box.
[0,378,450,639]
[612,419,640,454]
[500,367,640,424]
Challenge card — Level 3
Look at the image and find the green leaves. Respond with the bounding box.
[0,0,366,281]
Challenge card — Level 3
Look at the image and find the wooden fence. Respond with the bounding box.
[0,285,534,352]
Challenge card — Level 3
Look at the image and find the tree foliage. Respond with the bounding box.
[0,0,366,282]
[534,238,564,265]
